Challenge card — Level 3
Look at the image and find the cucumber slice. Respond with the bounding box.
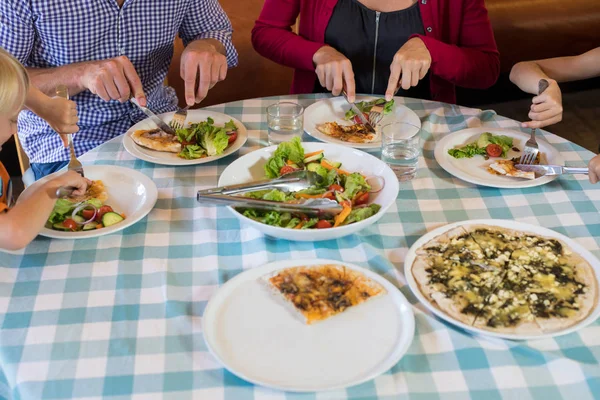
[288,163,300,169]
[323,158,342,168]
[72,215,86,224]
[303,153,324,164]
[82,223,98,231]
[102,212,124,227]
[52,223,72,231]
[306,162,321,172]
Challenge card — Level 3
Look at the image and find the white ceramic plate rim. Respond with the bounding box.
[216,142,400,241]
[123,110,247,166]
[304,96,422,149]
[203,258,415,392]
[404,219,600,340]
[434,127,563,188]
[27,165,158,239]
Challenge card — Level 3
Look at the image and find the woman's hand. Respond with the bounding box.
[313,46,356,102]
[521,80,563,129]
[385,38,431,101]
[589,155,600,184]
[37,96,79,147]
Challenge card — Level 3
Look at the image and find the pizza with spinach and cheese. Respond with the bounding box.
[411,225,598,334]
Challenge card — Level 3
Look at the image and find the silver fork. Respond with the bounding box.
[519,79,549,165]
[56,85,84,177]
[368,104,384,126]
[169,105,190,130]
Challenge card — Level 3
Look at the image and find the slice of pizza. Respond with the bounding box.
[68,180,108,203]
[264,265,386,324]
[131,128,182,153]
[464,225,522,267]
[416,226,490,264]
[487,160,535,180]
[317,122,376,143]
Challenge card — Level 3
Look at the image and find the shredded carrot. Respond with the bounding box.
[295,193,326,199]
[96,224,103,229]
[304,150,324,158]
[320,160,351,175]
[294,221,304,229]
[120,213,126,219]
[286,159,295,166]
[334,205,353,227]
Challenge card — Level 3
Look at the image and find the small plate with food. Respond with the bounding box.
[203,258,415,392]
[123,109,247,166]
[434,127,563,188]
[304,96,421,150]
[21,165,158,239]
[404,219,600,340]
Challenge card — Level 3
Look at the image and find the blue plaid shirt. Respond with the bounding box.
[0,0,238,164]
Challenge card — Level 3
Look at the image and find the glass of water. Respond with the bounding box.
[381,122,421,181]
[266,102,304,145]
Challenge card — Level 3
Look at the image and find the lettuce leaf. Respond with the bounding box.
[224,119,237,132]
[343,173,370,199]
[262,189,289,202]
[178,145,206,159]
[264,137,305,178]
[448,144,487,159]
[47,199,75,224]
[342,204,381,225]
[313,165,338,187]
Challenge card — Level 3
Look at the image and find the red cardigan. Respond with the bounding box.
[252,0,500,104]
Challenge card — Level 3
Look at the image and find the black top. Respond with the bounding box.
[314,0,430,99]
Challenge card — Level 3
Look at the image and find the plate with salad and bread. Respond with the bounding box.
[21,165,158,239]
[216,138,400,241]
[434,127,563,188]
[123,109,247,166]
[304,96,421,150]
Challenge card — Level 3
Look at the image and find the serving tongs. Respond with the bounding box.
[196,171,343,217]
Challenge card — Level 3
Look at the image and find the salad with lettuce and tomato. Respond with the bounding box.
[47,198,125,232]
[239,137,381,229]
[448,132,516,160]
[176,117,238,160]
[344,98,395,124]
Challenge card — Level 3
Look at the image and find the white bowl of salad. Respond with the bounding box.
[217,138,400,241]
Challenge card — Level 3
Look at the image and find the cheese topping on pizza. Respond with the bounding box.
[266,265,386,324]
[412,225,598,334]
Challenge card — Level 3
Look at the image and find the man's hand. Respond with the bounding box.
[385,38,431,101]
[80,56,146,106]
[36,96,79,147]
[522,80,563,129]
[180,39,228,106]
[313,46,355,102]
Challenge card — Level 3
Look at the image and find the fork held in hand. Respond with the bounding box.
[169,105,190,130]
[519,79,550,165]
[56,85,84,177]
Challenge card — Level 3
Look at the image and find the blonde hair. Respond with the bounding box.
[0,47,29,115]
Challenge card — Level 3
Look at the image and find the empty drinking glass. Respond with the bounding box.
[266,102,304,145]
[381,122,421,181]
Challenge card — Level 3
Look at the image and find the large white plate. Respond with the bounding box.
[217,142,400,241]
[434,127,563,188]
[24,165,158,239]
[404,219,600,340]
[304,96,421,150]
[123,109,247,166]
[203,258,415,392]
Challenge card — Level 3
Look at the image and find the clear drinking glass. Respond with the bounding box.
[381,122,421,181]
[266,102,304,145]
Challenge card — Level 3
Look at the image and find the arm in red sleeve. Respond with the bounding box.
[413,0,500,89]
[251,0,325,72]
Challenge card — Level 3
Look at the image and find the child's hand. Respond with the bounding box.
[46,171,91,197]
[38,97,79,147]
[589,155,600,184]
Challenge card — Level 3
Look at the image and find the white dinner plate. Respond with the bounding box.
[203,258,415,392]
[404,219,600,340]
[24,165,158,239]
[217,142,400,242]
[434,127,563,188]
[123,109,247,166]
[304,96,421,150]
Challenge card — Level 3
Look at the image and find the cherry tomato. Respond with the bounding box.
[322,192,335,200]
[279,165,297,175]
[486,144,503,158]
[316,220,332,229]
[81,209,96,220]
[354,192,370,206]
[328,184,344,192]
[298,213,309,221]
[227,132,237,144]
[352,113,370,125]
[96,205,114,222]
[62,219,78,231]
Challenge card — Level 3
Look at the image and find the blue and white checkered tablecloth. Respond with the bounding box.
[1,94,599,400]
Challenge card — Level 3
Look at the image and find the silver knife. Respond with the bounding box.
[197,193,343,217]
[515,164,589,176]
[342,90,376,133]
[130,98,176,135]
